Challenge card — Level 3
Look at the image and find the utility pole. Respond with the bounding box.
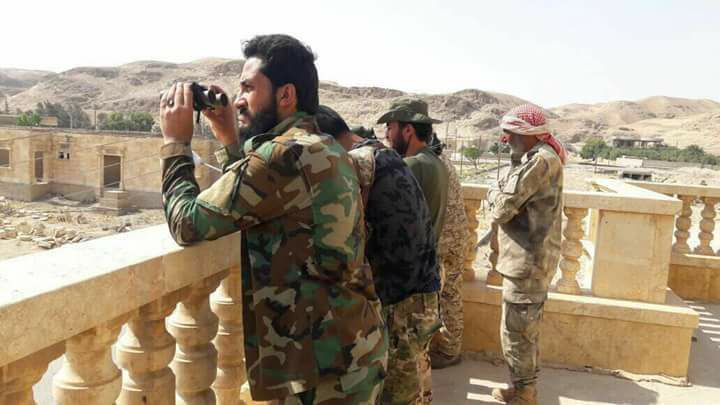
[460,137,464,178]
[94,106,97,130]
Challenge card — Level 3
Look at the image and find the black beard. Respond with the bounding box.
[391,136,409,156]
[238,99,279,140]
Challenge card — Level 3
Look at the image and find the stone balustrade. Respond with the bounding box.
[462,179,682,303]
[0,225,246,404]
[629,181,720,302]
[0,178,702,402]
[628,181,720,256]
[460,179,698,378]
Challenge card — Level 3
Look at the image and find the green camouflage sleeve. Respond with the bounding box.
[214,142,244,172]
[162,142,303,245]
[488,156,550,225]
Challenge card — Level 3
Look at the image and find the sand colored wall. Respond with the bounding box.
[462,282,698,378]
[669,253,720,303]
[0,128,222,208]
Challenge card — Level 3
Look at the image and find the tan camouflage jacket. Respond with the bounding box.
[161,113,387,400]
[487,142,563,280]
[437,152,469,260]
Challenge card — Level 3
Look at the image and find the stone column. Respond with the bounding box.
[168,273,225,405]
[117,293,183,405]
[53,314,131,404]
[694,197,717,256]
[557,207,588,295]
[486,223,502,286]
[463,199,481,282]
[211,266,246,404]
[0,344,63,405]
[673,195,694,254]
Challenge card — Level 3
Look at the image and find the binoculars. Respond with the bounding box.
[190,82,228,112]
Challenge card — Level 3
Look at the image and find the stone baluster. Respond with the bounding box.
[673,195,694,254]
[168,273,225,404]
[0,344,63,405]
[53,314,132,404]
[557,207,588,295]
[211,266,246,404]
[463,199,482,281]
[117,292,183,405]
[486,223,502,286]
[694,197,718,256]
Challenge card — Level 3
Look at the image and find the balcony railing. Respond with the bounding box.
[0,178,688,403]
[0,225,245,404]
[462,179,682,303]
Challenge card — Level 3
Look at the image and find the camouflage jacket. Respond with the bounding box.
[161,113,387,401]
[348,139,440,306]
[487,142,563,282]
[436,152,469,260]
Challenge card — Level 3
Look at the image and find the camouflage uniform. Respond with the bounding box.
[381,292,440,405]
[487,142,563,389]
[430,151,469,358]
[161,112,388,403]
[377,98,445,404]
[348,139,441,405]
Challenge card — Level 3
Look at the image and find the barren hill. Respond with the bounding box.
[0,68,55,98]
[5,59,720,152]
[550,97,720,148]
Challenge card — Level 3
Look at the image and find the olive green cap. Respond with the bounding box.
[376,97,442,125]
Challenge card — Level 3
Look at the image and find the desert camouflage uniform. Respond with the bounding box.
[486,142,563,389]
[381,292,440,405]
[161,112,387,403]
[430,151,469,358]
[348,139,441,405]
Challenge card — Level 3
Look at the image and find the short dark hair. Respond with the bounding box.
[243,34,319,114]
[315,105,350,138]
[401,122,433,143]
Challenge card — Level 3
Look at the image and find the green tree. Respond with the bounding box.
[462,146,481,168]
[489,142,510,155]
[98,112,154,132]
[127,112,154,131]
[16,112,41,127]
[580,138,609,159]
[35,101,91,129]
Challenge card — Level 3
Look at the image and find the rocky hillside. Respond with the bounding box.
[4,59,720,152]
[0,68,54,99]
[551,96,720,153]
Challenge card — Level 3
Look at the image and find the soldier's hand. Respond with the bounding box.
[160,83,194,144]
[202,85,238,146]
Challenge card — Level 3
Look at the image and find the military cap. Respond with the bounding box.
[376,97,442,125]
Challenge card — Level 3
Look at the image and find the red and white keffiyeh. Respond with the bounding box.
[500,104,567,164]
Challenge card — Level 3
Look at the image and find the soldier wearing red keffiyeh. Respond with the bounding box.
[488,104,565,405]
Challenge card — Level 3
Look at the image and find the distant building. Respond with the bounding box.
[618,168,653,181]
[611,136,666,149]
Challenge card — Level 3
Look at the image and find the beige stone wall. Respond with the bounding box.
[462,282,698,378]
[0,127,222,208]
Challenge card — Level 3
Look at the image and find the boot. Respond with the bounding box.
[491,386,516,403]
[508,385,537,405]
[429,350,462,369]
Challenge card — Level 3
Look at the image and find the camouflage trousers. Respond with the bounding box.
[278,364,386,405]
[500,274,548,388]
[381,292,441,405]
[430,253,465,357]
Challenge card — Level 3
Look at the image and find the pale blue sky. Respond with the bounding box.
[2,0,718,107]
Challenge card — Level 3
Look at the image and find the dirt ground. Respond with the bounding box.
[3,157,719,262]
[0,195,165,261]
